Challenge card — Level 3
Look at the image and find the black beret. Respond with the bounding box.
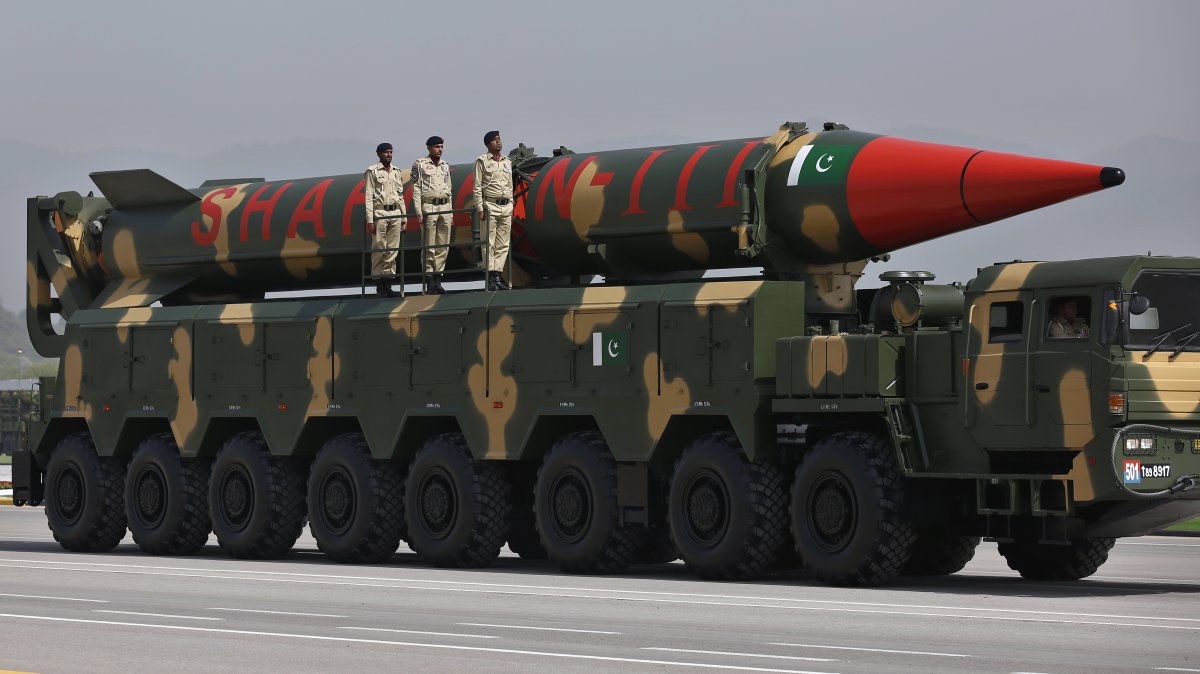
[483,130,500,144]
[426,136,444,146]
[376,142,392,153]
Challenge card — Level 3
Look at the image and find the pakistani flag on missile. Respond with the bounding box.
[785,143,863,187]
[592,331,629,366]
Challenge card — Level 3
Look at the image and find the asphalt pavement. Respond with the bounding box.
[1,505,1198,673]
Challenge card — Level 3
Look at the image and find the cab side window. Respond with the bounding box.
[988,301,1024,343]
[1046,296,1091,339]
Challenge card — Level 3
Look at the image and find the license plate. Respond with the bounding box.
[1141,463,1172,479]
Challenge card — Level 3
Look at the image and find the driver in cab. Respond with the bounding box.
[1049,299,1090,338]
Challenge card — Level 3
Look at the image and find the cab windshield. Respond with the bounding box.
[1122,270,1200,353]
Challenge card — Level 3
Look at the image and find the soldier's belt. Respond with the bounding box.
[379,204,400,211]
[486,197,511,206]
[423,197,450,205]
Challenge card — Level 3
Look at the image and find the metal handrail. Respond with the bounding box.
[360,203,514,297]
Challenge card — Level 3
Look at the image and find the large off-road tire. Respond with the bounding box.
[405,433,510,568]
[209,431,307,559]
[791,431,915,587]
[535,431,643,574]
[44,433,127,552]
[903,530,981,576]
[997,537,1116,581]
[669,432,787,580]
[307,433,405,564]
[125,433,212,556]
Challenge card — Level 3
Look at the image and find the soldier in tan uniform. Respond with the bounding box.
[411,136,452,295]
[364,142,405,298]
[1048,298,1090,338]
[473,130,514,291]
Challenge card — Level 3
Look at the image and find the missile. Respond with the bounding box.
[51,122,1123,305]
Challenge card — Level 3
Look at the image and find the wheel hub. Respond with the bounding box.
[219,466,253,531]
[683,470,729,547]
[134,465,167,529]
[549,471,591,543]
[320,468,355,534]
[417,470,456,539]
[809,471,855,552]
[54,464,84,525]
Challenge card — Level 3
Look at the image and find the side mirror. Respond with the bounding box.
[1129,295,1150,316]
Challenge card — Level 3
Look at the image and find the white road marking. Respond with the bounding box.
[339,626,499,639]
[458,622,621,635]
[966,570,1200,586]
[769,643,969,658]
[644,648,836,662]
[0,612,838,673]
[2,558,1198,631]
[0,592,106,603]
[208,608,346,618]
[1157,668,1200,672]
[93,610,222,621]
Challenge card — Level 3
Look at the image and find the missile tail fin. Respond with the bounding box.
[90,169,200,209]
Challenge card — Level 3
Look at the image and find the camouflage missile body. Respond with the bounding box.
[17,120,1196,589]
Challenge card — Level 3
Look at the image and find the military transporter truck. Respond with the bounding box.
[14,122,1200,586]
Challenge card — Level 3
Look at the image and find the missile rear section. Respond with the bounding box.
[19,120,1197,588]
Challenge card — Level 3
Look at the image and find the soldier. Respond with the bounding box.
[411,136,452,295]
[1048,298,1090,338]
[364,142,405,298]
[473,130,514,291]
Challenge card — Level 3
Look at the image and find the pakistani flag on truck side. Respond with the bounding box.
[592,331,628,366]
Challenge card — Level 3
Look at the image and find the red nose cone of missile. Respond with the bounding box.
[845,137,1124,251]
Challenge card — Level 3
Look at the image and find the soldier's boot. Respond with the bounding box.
[491,272,510,291]
[428,274,446,295]
[486,272,501,291]
[376,280,398,298]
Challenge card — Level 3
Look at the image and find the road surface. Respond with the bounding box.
[0,506,1197,673]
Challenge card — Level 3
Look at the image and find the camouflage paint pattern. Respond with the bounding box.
[23,123,1196,555]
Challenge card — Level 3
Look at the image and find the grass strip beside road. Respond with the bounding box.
[0,454,11,465]
[1167,517,1200,532]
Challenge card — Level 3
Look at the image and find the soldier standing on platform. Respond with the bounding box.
[364,142,405,298]
[411,136,452,295]
[473,130,514,291]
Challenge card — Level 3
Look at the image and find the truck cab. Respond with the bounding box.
[964,256,1200,534]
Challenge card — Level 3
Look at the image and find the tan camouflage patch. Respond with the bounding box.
[571,161,606,234]
[307,316,334,412]
[799,204,841,254]
[665,210,710,263]
[168,325,199,451]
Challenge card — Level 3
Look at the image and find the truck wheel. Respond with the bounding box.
[209,431,306,559]
[791,431,915,586]
[125,433,211,556]
[307,433,405,564]
[405,433,510,567]
[903,531,981,576]
[45,433,127,552]
[669,432,787,580]
[535,431,643,574]
[997,537,1116,580]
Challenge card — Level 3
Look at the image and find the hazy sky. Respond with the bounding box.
[4,1,1195,158]
[1,0,1197,311]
